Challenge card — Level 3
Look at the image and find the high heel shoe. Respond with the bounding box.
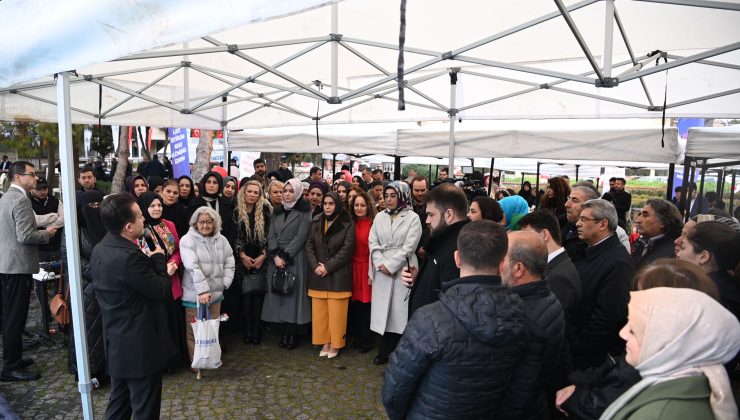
[327,350,339,359]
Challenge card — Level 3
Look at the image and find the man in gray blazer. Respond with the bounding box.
[0,161,57,382]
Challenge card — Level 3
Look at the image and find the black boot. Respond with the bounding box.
[278,333,288,348]
[286,334,298,350]
[252,321,262,345]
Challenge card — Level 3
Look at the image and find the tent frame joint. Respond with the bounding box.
[442,51,454,60]
[83,74,93,81]
[79,378,98,393]
[647,105,664,111]
[540,83,550,89]
[181,60,191,67]
[595,77,619,87]
[327,96,342,104]
[330,33,343,41]
[448,108,458,117]
[227,44,239,54]
[181,108,191,114]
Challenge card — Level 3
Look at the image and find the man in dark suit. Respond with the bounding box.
[0,155,11,174]
[632,198,684,270]
[0,161,57,382]
[92,193,173,419]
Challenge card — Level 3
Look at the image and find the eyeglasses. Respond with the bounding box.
[19,172,38,178]
[578,216,603,223]
[197,220,214,225]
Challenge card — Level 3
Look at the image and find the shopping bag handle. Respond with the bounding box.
[196,300,210,321]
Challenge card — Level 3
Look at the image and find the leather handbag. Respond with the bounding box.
[242,270,267,294]
[270,268,295,295]
[50,269,71,326]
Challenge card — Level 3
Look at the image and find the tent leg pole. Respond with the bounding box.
[488,158,495,196]
[716,169,724,199]
[222,96,228,169]
[394,155,401,181]
[729,170,736,214]
[332,153,337,178]
[448,71,458,175]
[520,171,525,190]
[535,162,541,207]
[603,0,615,78]
[697,159,707,214]
[575,164,580,182]
[331,0,338,98]
[680,158,692,221]
[57,71,95,420]
[666,163,675,201]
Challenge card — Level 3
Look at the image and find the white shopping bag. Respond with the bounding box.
[191,303,222,370]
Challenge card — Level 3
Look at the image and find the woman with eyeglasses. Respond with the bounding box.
[137,192,188,369]
[180,206,235,370]
[368,181,422,365]
[63,190,108,386]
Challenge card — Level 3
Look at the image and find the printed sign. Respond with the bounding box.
[168,128,190,178]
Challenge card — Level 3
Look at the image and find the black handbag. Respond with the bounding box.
[242,270,266,294]
[270,268,295,295]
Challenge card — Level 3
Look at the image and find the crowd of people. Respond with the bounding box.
[1,156,739,419]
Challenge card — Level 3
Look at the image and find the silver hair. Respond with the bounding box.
[508,238,548,277]
[572,185,599,200]
[582,199,618,231]
[189,205,222,235]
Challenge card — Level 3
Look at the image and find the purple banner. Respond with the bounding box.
[168,128,190,178]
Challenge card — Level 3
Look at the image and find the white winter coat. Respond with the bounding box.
[369,208,422,335]
[180,227,236,304]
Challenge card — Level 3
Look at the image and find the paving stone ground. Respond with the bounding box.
[1,298,387,419]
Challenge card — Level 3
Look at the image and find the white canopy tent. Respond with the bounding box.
[1,1,739,418]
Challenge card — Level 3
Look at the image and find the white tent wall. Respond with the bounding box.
[686,126,740,160]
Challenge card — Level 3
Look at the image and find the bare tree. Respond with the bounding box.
[191,129,213,183]
[110,126,130,194]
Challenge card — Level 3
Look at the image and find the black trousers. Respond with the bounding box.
[350,301,373,349]
[377,332,402,359]
[106,372,162,420]
[242,292,265,337]
[0,273,32,371]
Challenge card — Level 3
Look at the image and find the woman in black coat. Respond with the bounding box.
[305,192,355,358]
[64,191,107,385]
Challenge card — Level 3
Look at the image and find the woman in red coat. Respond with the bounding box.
[349,191,376,352]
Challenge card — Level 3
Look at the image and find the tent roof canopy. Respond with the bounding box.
[685,126,740,164]
[2,0,740,129]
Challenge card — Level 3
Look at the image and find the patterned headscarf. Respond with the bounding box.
[283,178,303,210]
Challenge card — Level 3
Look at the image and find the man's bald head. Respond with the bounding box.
[500,231,548,287]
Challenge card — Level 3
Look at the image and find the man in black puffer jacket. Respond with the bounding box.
[498,231,565,419]
[382,221,526,419]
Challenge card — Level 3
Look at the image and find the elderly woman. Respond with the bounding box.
[306,192,355,358]
[369,181,422,365]
[234,180,271,345]
[262,178,313,350]
[676,221,740,321]
[600,287,740,419]
[267,179,284,209]
[179,206,235,368]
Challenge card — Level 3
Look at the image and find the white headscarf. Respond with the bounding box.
[282,178,303,210]
[601,287,740,420]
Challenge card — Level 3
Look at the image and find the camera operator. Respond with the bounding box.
[461,171,488,202]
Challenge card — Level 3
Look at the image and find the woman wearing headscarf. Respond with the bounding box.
[137,192,187,368]
[147,175,165,195]
[222,176,238,206]
[234,180,271,345]
[127,175,148,199]
[178,175,196,208]
[305,192,355,358]
[307,181,327,217]
[160,179,189,238]
[349,191,377,353]
[180,206,235,369]
[64,190,108,386]
[262,178,313,350]
[368,181,422,365]
[499,195,530,231]
[600,287,740,420]
[518,181,536,207]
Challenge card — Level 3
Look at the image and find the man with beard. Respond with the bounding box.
[402,183,469,315]
[601,177,631,229]
[410,176,430,260]
[253,158,268,190]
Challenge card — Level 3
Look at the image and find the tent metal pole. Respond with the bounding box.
[553,0,606,83]
[520,172,525,191]
[448,71,458,175]
[620,41,740,82]
[92,79,183,112]
[603,0,615,78]
[57,71,95,420]
[716,169,724,199]
[331,1,339,98]
[489,158,496,196]
[632,0,740,11]
[535,162,542,207]
[666,163,675,201]
[189,79,251,112]
[667,87,740,109]
[394,155,401,181]
[697,160,707,214]
[332,154,337,177]
[184,42,190,110]
[222,96,228,170]
[729,170,736,214]
[576,164,580,181]
[454,55,593,84]
[252,79,328,101]
[14,91,99,117]
[227,92,296,124]
[665,54,740,71]
[680,158,692,221]
[101,65,182,117]
[614,9,655,106]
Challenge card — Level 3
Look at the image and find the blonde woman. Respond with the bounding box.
[267,179,284,209]
[234,180,272,345]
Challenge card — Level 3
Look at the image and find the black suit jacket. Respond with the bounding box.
[632,231,680,270]
[544,251,581,320]
[91,233,173,378]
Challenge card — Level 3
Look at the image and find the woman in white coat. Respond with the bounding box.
[369,181,422,365]
[179,206,235,368]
